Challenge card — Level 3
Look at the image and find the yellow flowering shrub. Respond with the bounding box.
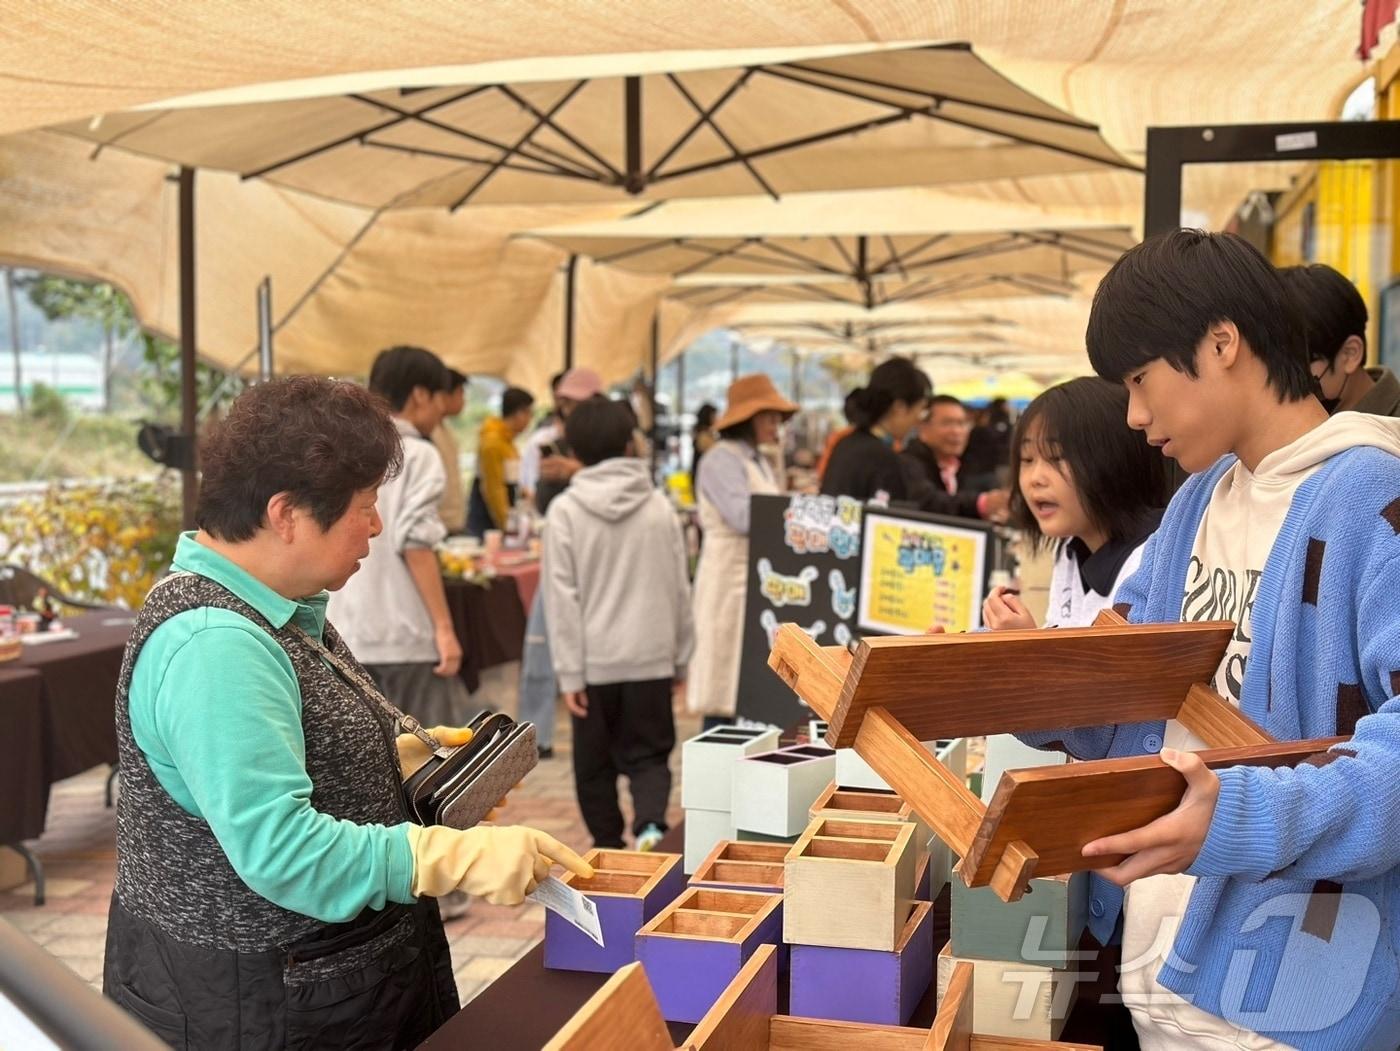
[0,478,180,608]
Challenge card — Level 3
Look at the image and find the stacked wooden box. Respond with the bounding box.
[690,839,787,893]
[731,743,836,841]
[783,814,930,1027]
[543,849,685,974]
[634,886,784,1023]
[680,725,781,872]
[937,871,1089,1040]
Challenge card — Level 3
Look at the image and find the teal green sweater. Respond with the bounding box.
[128,533,416,923]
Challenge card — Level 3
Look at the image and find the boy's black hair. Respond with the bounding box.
[1008,377,1169,551]
[1086,229,1314,401]
[445,368,468,392]
[1278,263,1368,365]
[843,356,933,429]
[368,345,450,411]
[501,386,535,418]
[565,396,633,466]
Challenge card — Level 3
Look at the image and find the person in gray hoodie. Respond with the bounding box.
[542,395,694,851]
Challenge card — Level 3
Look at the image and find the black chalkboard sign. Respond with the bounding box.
[735,493,864,727]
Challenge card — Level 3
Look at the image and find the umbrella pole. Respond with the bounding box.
[649,311,659,475]
[563,254,577,370]
[178,166,198,531]
[257,276,274,381]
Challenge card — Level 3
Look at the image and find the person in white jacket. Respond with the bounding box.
[984,377,1171,630]
[543,396,694,853]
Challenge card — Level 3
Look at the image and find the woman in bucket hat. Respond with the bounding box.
[687,374,797,729]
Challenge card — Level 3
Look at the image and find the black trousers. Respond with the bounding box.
[571,678,675,847]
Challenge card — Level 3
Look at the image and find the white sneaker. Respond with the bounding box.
[634,824,664,852]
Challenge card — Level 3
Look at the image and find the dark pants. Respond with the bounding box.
[701,714,732,733]
[571,678,675,848]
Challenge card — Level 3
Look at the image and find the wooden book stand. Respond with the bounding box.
[769,611,1347,901]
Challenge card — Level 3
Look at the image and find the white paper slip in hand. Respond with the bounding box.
[528,876,604,947]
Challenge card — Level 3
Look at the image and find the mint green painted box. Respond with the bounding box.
[950,870,1088,969]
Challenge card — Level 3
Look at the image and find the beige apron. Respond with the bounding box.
[687,441,779,717]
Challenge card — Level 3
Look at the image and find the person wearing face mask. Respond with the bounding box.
[819,356,932,504]
[688,374,797,731]
[104,377,591,1049]
[1279,263,1400,418]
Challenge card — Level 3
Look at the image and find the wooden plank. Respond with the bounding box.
[686,944,779,1051]
[926,960,974,1051]
[825,622,1234,747]
[963,736,1348,894]
[542,961,673,1051]
[768,1016,929,1051]
[853,707,985,858]
[1176,683,1273,748]
[970,1040,1101,1051]
[987,840,1038,903]
[768,624,849,721]
[1091,608,1127,627]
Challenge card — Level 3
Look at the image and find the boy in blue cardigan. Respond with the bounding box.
[1018,231,1400,1050]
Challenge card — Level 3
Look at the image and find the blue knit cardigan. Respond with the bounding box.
[1021,448,1400,1049]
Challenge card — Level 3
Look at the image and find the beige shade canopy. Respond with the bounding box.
[0,0,1386,389]
[54,43,1131,210]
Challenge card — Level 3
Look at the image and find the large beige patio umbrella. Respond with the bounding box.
[54,43,1132,210]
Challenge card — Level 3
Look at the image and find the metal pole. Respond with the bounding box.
[563,254,577,370]
[1143,128,1185,237]
[676,346,686,420]
[257,276,274,381]
[624,76,643,194]
[178,166,198,531]
[790,344,801,403]
[730,337,739,381]
[648,311,660,474]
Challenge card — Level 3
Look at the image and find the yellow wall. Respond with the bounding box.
[1269,74,1400,361]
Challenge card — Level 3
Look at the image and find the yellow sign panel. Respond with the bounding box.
[857,511,988,635]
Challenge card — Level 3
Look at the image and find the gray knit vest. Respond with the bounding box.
[113,571,409,952]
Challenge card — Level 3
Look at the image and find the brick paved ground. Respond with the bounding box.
[0,661,699,1005]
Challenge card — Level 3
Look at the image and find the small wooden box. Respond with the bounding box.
[685,806,738,873]
[691,840,787,893]
[951,870,1088,969]
[808,782,932,862]
[936,943,1078,1042]
[783,816,917,951]
[635,887,784,1023]
[682,725,783,811]
[790,900,934,1026]
[544,849,685,974]
[732,744,837,838]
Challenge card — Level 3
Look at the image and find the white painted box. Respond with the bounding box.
[980,735,1066,804]
[681,725,782,812]
[935,943,1078,1042]
[834,737,966,792]
[732,744,837,838]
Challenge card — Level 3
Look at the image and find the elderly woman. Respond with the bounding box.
[687,374,796,730]
[103,377,590,1049]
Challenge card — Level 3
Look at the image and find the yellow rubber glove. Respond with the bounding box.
[395,724,475,781]
[407,825,595,905]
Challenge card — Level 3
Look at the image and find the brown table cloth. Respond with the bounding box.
[0,613,133,844]
[0,665,48,844]
[419,824,1139,1051]
[444,577,528,695]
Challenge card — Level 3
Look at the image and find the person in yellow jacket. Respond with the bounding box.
[468,386,535,536]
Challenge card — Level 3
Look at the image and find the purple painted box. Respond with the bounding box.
[789,901,934,1026]
[634,887,784,1023]
[543,849,685,974]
